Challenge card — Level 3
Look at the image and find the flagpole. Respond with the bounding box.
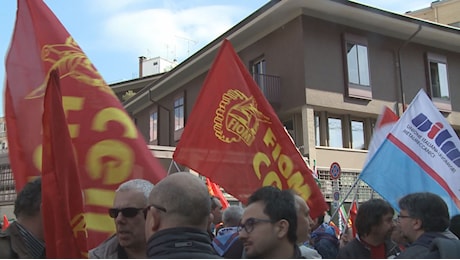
[330,174,361,221]
[167,160,181,175]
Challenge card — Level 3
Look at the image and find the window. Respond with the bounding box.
[174,95,184,131]
[252,58,266,92]
[343,33,371,99]
[149,110,158,143]
[328,117,343,148]
[427,53,451,111]
[315,112,372,150]
[315,114,320,147]
[351,120,365,150]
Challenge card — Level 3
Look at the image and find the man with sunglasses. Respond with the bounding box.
[89,179,154,258]
[145,172,221,258]
[238,186,302,258]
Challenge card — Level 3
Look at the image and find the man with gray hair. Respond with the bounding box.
[90,179,154,258]
[212,205,245,258]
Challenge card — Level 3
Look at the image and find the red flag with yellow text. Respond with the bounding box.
[42,70,88,258]
[206,177,229,210]
[5,0,167,249]
[173,39,328,218]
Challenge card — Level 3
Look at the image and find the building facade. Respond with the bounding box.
[1,1,460,214]
[406,0,460,27]
[121,0,460,206]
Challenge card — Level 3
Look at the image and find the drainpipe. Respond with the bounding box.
[396,24,421,115]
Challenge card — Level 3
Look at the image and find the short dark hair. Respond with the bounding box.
[14,177,42,218]
[398,192,449,232]
[247,186,297,243]
[450,214,460,239]
[355,198,394,237]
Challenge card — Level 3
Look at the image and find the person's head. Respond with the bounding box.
[339,226,354,248]
[311,212,325,232]
[211,196,223,224]
[222,205,244,227]
[110,179,153,251]
[14,177,43,240]
[390,219,408,246]
[145,172,210,241]
[292,193,313,244]
[14,177,42,219]
[397,192,449,243]
[355,198,395,245]
[238,186,297,258]
[450,214,460,239]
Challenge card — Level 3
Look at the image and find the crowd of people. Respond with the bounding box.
[0,172,460,258]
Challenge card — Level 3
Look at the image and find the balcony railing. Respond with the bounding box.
[252,73,281,108]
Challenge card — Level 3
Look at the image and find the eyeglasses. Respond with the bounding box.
[143,203,167,218]
[237,218,275,233]
[108,207,143,218]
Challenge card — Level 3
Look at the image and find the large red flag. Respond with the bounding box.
[5,0,167,249]
[42,70,88,258]
[173,39,328,218]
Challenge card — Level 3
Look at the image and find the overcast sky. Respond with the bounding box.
[0,0,437,116]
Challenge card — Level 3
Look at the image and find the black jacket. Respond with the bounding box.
[396,232,448,259]
[337,237,400,259]
[147,227,222,259]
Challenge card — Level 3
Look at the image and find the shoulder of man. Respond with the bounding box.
[0,226,16,258]
[89,234,119,259]
[428,237,460,259]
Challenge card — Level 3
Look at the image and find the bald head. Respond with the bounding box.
[148,172,211,229]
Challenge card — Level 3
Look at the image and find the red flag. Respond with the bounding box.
[2,215,9,231]
[5,0,167,248]
[42,70,88,258]
[206,177,230,210]
[349,200,358,237]
[173,39,328,218]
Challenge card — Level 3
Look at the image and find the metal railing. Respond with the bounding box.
[0,164,15,206]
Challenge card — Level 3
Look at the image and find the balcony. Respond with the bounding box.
[252,73,281,109]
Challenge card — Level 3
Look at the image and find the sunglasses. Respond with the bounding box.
[108,207,143,218]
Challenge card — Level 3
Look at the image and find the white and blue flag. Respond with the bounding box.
[360,89,460,216]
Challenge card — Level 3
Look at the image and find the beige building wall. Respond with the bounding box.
[406,0,460,27]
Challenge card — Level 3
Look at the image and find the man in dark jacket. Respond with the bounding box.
[145,172,221,258]
[337,198,400,259]
[396,192,454,259]
[0,177,44,258]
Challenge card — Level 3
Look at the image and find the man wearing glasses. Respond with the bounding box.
[395,192,456,258]
[89,179,154,258]
[238,186,302,258]
[144,172,221,258]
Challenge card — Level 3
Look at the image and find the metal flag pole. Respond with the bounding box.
[330,174,361,221]
[167,159,181,175]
